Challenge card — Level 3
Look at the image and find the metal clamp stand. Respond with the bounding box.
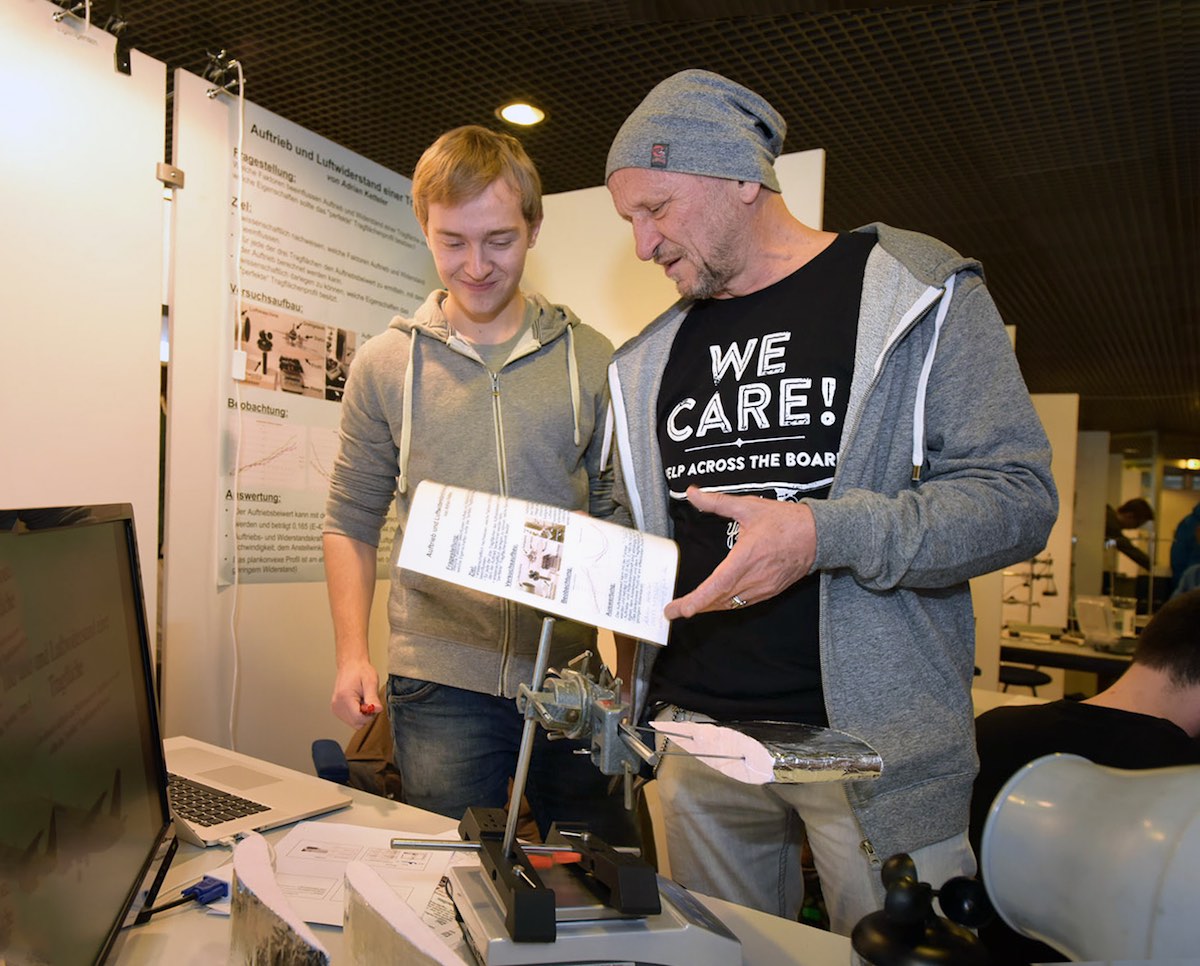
[504,616,557,857]
[455,616,559,942]
[455,615,661,943]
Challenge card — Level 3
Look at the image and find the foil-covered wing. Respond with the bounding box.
[651,719,882,784]
[230,831,330,965]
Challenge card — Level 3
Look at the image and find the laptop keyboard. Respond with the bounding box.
[167,773,270,827]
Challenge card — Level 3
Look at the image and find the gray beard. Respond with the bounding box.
[671,238,741,300]
[680,265,728,300]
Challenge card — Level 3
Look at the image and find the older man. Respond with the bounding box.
[604,69,1057,933]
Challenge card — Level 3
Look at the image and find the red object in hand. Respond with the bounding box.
[526,851,583,870]
[359,702,377,715]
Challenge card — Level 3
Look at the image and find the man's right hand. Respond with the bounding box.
[324,532,383,728]
[331,658,381,728]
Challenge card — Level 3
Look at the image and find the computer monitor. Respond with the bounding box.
[0,504,176,965]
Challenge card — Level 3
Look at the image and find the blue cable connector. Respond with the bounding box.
[181,875,229,905]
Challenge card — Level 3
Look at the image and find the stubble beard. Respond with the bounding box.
[666,205,745,300]
[673,241,741,300]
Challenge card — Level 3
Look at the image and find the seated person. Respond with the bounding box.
[971,588,1200,963]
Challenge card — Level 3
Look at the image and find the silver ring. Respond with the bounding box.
[730,594,749,609]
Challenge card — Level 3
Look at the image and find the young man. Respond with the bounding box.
[604,70,1058,933]
[972,588,1200,962]
[323,126,632,843]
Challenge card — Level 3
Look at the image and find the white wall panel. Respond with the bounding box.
[0,0,165,639]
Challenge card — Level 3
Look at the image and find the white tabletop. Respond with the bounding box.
[112,738,850,965]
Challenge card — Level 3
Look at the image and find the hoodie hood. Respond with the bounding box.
[856,222,981,287]
[392,289,582,345]
[852,223,983,480]
[389,290,586,494]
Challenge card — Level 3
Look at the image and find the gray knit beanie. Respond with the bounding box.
[605,69,785,192]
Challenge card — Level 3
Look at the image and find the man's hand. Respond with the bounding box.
[331,658,381,728]
[664,486,817,619]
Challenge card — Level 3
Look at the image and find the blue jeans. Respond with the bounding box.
[387,675,638,846]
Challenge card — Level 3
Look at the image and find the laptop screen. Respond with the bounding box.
[0,505,175,965]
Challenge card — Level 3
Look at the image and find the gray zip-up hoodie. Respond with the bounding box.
[324,290,616,698]
[607,223,1058,862]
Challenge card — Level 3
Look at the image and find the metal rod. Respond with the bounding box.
[503,616,556,857]
[618,721,659,765]
[512,864,538,888]
[52,3,87,25]
[390,839,581,854]
[206,80,240,100]
[631,725,743,759]
[643,727,695,740]
[658,751,746,760]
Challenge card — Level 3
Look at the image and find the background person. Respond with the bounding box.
[1104,497,1154,570]
[1169,499,1200,595]
[322,125,633,844]
[603,68,1057,935]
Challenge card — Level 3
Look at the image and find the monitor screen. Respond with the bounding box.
[0,505,176,965]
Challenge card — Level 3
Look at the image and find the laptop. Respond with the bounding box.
[0,502,349,870]
[165,735,351,847]
[1,504,352,961]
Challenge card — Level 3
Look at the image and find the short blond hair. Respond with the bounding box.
[411,125,542,231]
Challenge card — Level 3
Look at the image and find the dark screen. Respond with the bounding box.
[0,506,173,965]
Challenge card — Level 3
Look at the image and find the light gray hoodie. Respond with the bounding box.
[607,223,1058,862]
[324,290,616,698]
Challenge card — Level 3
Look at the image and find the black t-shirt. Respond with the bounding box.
[650,232,876,723]
[971,699,1200,964]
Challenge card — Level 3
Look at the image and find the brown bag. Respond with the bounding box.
[342,704,404,800]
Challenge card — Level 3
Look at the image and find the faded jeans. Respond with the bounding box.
[387,674,638,846]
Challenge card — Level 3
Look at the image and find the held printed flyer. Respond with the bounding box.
[398,481,678,645]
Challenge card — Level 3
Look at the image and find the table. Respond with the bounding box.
[1000,635,1132,690]
[112,738,850,965]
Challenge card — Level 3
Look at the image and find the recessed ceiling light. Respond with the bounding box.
[497,102,545,126]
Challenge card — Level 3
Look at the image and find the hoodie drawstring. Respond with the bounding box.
[398,332,416,494]
[565,324,581,446]
[911,272,957,481]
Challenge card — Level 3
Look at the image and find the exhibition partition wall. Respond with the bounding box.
[1018,393,1079,633]
[163,68,438,764]
[977,393,1079,699]
[0,0,165,637]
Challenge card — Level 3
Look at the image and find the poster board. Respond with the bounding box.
[163,68,437,760]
